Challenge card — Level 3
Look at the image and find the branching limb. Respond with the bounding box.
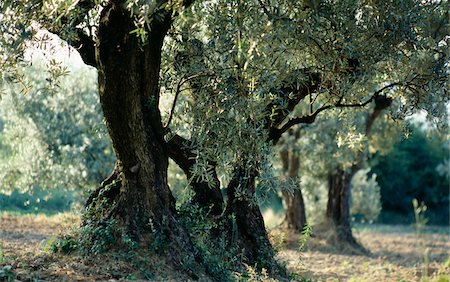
[265,70,321,129]
[164,71,214,130]
[38,0,98,67]
[166,133,196,173]
[74,31,97,67]
[270,81,404,142]
[166,133,224,215]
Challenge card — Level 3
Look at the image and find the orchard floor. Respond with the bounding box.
[0,213,449,281]
[271,225,450,281]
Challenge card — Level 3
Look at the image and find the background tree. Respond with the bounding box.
[324,95,391,250]
[371,125,450,225]
[266,0,448,239]
[279,128,308,232]
[0,61,114,194]
[292,106,397,247]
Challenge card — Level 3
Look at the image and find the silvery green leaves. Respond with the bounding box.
[0,62,114,193]
[158,0,448,202]
[0,1,36,98]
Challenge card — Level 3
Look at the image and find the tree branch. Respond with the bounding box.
[272,104,332,141]
[42,0,97,67]
[74,0,198,67]
[365,94,393,135]
[166,133,196,173]
[166,133,224,215]
[270,81,403,142]
[73,31,97,67]
[265,70,320,143]
[265,70,321,130]
[164,71,214,130]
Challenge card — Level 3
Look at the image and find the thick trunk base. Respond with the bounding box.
[82,165,204,279]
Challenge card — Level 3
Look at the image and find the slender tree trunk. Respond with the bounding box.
[84,4,199,271]
[325,168,360,247]
[280,149,307,232]
[223,166,276,270]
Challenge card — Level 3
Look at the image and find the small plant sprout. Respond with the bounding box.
[413,199,430,281]
[299,223,313,252]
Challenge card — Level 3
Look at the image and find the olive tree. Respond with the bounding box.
[1,0,448,274]
[1,0,209,271]
[267,0,448,242]
[166,0,448,254]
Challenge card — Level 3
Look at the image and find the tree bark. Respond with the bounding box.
[223,166,276,270]
[325,168,360,247]
[94,2,173,236]
[84,4,199,271]
[280,149,307,232]
[215,71,320,267]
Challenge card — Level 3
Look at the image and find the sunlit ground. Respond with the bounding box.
[263,209,450,281]
[1,211,449,281]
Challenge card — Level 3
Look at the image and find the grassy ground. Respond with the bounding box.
[1,212,449,281]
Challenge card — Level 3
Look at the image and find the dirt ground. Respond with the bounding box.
[0,213,190,281]
[272,225,450,281]
[0,213,449,281]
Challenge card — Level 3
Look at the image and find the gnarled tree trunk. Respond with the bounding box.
[84,4,199,271]
[167,134,224,216]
